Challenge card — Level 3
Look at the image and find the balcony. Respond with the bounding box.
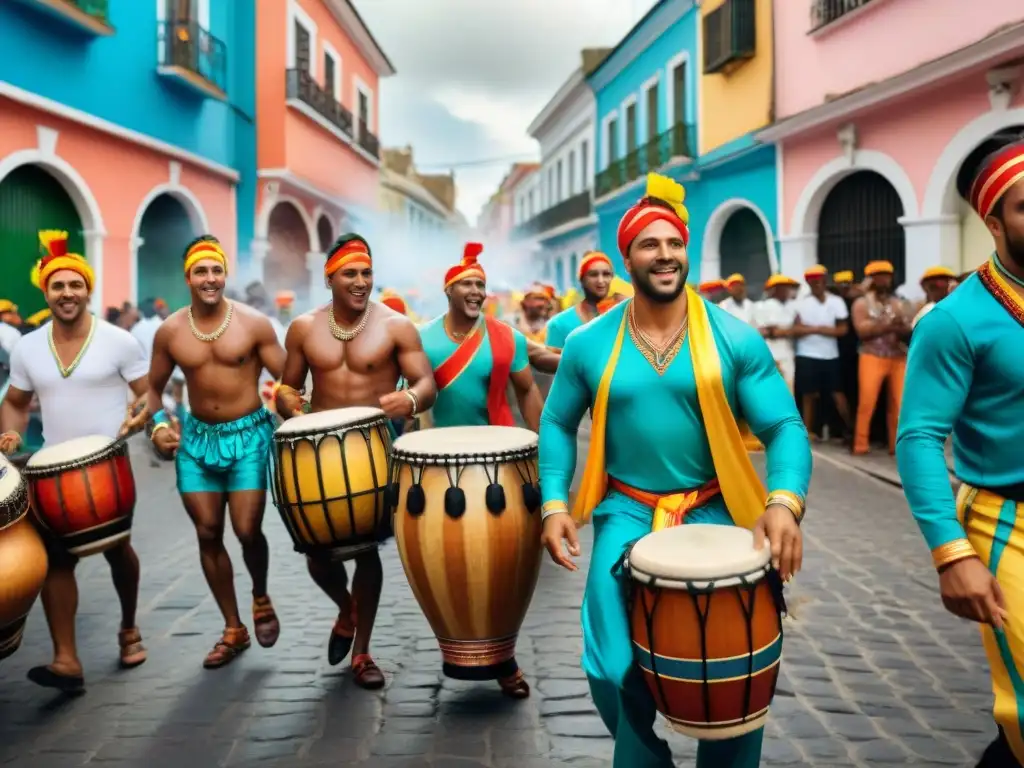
[810,0,876,32]
[357,120,380,160]
[595,123,694,199]
[511,191,593,241]
[157,20,226,100]
[286,68,354,140]
[14,0,113,36]
[704,0,756,74]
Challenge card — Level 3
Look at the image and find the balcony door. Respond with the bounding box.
[625,102,638,153]
[673,60,687,124]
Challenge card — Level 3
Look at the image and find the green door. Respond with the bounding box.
[0,165,85,317]
[137,194,197,311]
[719,208,772,300]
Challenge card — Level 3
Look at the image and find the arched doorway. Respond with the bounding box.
[0,165,85,317]
[317,215,333,253]
[264,202,311,306]
[719,208,772,299]
[137,194,197,311]
[817,171,906,285]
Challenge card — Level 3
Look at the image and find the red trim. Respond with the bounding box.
[433,323,484,391]
[978,261,1024,328]
[484,316,515,427]
[971,144,1024,216]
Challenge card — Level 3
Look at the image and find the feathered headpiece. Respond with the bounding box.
[617,173,690,256]
[35,230,94,292]
[444,242,486,288]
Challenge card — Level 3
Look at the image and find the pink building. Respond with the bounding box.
[763,1,1024,288]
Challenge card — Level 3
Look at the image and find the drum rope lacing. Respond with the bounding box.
[328,303,372,342]
[188,300,233,343]
[22,437,132,477]
[0,466,29,531]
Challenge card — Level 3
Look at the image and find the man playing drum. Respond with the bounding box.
[275,233,436,690]
[147,235,286,669]
[537,174,811,767]
[0,230,150,692]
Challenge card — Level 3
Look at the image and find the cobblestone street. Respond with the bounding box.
[0,437,997,767]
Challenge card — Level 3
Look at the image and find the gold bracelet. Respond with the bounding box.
[541,500,569,520]
[931,538,977,570]
[766,490,805,523]
[150,422,170,442]
[405,389,420,416]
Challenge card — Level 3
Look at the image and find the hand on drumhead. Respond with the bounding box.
[0,431,21,455]
[542,513,580,572]
[939,556,1008,629]
[754,504,802,582]
[275,385,305,419]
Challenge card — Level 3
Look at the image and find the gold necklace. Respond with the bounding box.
[444,314,471,342]
[328,303,372,341]
[628,303,688,375]
[48,315,96,379]
[189,300,233,342]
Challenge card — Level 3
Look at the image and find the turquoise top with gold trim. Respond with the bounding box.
[545,305,587,350]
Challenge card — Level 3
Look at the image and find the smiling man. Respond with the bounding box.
[275,233,436,689]
[538,174,811,768]
[146,235,286,670]
[545,250,614,352]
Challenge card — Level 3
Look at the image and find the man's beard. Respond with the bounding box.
[632,261,688,304]
[1006,227,1024,269]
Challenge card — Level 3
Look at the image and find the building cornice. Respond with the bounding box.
[758,21,1024,142]
[380,167,452,219]
[587,0,693,93]
[324,0,396,77]
[528,68,586,139]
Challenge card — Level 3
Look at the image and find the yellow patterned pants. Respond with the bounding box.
[958,483,1024,764]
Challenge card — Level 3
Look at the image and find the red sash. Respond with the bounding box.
[432,316,516,426]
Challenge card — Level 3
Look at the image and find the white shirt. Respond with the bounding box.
[793,293,849,360]
[755,298,797,362]
[0,322,21,356]
[8,318,148,446]
[719,297,757,326]
[130,315,162,360]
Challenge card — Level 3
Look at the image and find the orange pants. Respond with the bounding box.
[853,353,905,454]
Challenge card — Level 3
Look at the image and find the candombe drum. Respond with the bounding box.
[391,426,542,679]
[0,455,49,660]
[24,435,136,557]
[626,524,784,740]
[271,407,393,559]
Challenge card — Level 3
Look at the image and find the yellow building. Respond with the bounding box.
[379,146,462,232]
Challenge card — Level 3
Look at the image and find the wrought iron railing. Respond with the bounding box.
[286,69,354,139]
[704,0,756,74]
[810,0,875,31]
[358,120,380,159]
[510,191,592,240]
[594,123,694,199]
[158,20,227,93]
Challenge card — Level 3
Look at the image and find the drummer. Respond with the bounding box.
[0,230,150,693]
[275,233,436,689]
[545,251,614,351]
[537,173,811,767]
[147,235,286,669]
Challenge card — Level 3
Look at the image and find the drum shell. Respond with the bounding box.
[26,445,136,558]
[630,576,782,740]
[271,420,391,554]
[0,516,49,660]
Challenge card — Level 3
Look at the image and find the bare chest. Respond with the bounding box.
[170,324,256,370]
[304,321,396,375]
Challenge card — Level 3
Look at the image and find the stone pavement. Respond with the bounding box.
[0,436,998,767]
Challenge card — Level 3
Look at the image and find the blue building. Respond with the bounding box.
[588,0,780,296]
[0,0,256,313]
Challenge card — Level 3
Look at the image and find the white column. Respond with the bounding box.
[306,250,327,308]
[249,237,270,285]
[700,248,721,281]
[898,214,960,284]
[777,233,817,279]
[128,236,144,305]
[84,229,106,314]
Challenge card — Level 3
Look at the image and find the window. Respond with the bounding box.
[556,160,563,203]
[581,140,589,187]
[358,90,369,126]
[568,151,576,195]
[295,21,311,73]
[673,60,687,124]
[607,118,619,163]
[646,81,660,140]
[625,102,638,152]
[324,53,336,97]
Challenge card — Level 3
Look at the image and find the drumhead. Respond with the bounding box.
[393,426,537,459]
[27,434,116,468]
[0,455,23,502]
[629,524,770,583]
[275,407,386,436]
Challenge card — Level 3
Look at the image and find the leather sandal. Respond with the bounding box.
[252,596,280,648]
[328,615,355,666]
[351,653,385,689]
[203,626,251,669]
[118,627,147,668]
[498,669,530,699]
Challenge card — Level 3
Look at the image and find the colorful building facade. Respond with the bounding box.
[254,0,394,308]
[764,0,1024,289]
[0,0,256,314]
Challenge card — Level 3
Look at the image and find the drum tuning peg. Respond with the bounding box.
[521,483,540,514]
[485,483,507,515]
[444,487,466,519]
[407,484,426,517]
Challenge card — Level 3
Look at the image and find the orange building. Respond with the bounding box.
[255,0,394,306]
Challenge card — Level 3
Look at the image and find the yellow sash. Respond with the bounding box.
[571,286,766,530]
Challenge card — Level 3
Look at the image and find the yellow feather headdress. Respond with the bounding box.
[645,173,689,224]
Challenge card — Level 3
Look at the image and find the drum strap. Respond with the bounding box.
[609,476,722,531]
[483,316,515,427]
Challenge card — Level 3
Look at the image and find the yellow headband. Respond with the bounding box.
[183,240,228,277]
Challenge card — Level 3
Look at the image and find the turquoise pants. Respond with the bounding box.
[583,491,765,768]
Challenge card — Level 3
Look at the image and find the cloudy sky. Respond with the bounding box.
[357,0,659,224]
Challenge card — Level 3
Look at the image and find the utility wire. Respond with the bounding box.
[414,152,539,171]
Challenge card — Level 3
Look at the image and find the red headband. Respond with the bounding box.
[970,142,1024,218]
[578,251,612,280]
[444,242,486,288]
[325,235,372,277]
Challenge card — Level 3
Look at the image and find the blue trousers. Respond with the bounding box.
[583,491,765,768]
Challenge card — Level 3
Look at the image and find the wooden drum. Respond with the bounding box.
[626,524,783,740]
[0,456,48,660]
[391,426,543,680]
[24,435,136,557]
[271,407,392,558]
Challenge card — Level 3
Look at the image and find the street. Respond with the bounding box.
[0,437,996,768]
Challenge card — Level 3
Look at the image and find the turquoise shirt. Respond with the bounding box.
[896,273,1024,550]
[538,301,811,506]
[546,305,588,350]
[420,315,530,428]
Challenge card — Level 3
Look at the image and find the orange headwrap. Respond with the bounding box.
[804,265,828,280]
[578,251,613,280]
[617,173,690,256]
[969,141,1024,219]
[523,283,555,302]
[275,290,295,308]
[724,273,745,287]
[380,289,408,315]
[920,266,956,282]
[153,298,168,310]
[764,274,799,289]
[325,234,372,278]
[864,260,894,276]
[36,230,94,292]
[183,237,228,279]
[832,270,854,284]
[698,279,725,294]
[444,243,486,288]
